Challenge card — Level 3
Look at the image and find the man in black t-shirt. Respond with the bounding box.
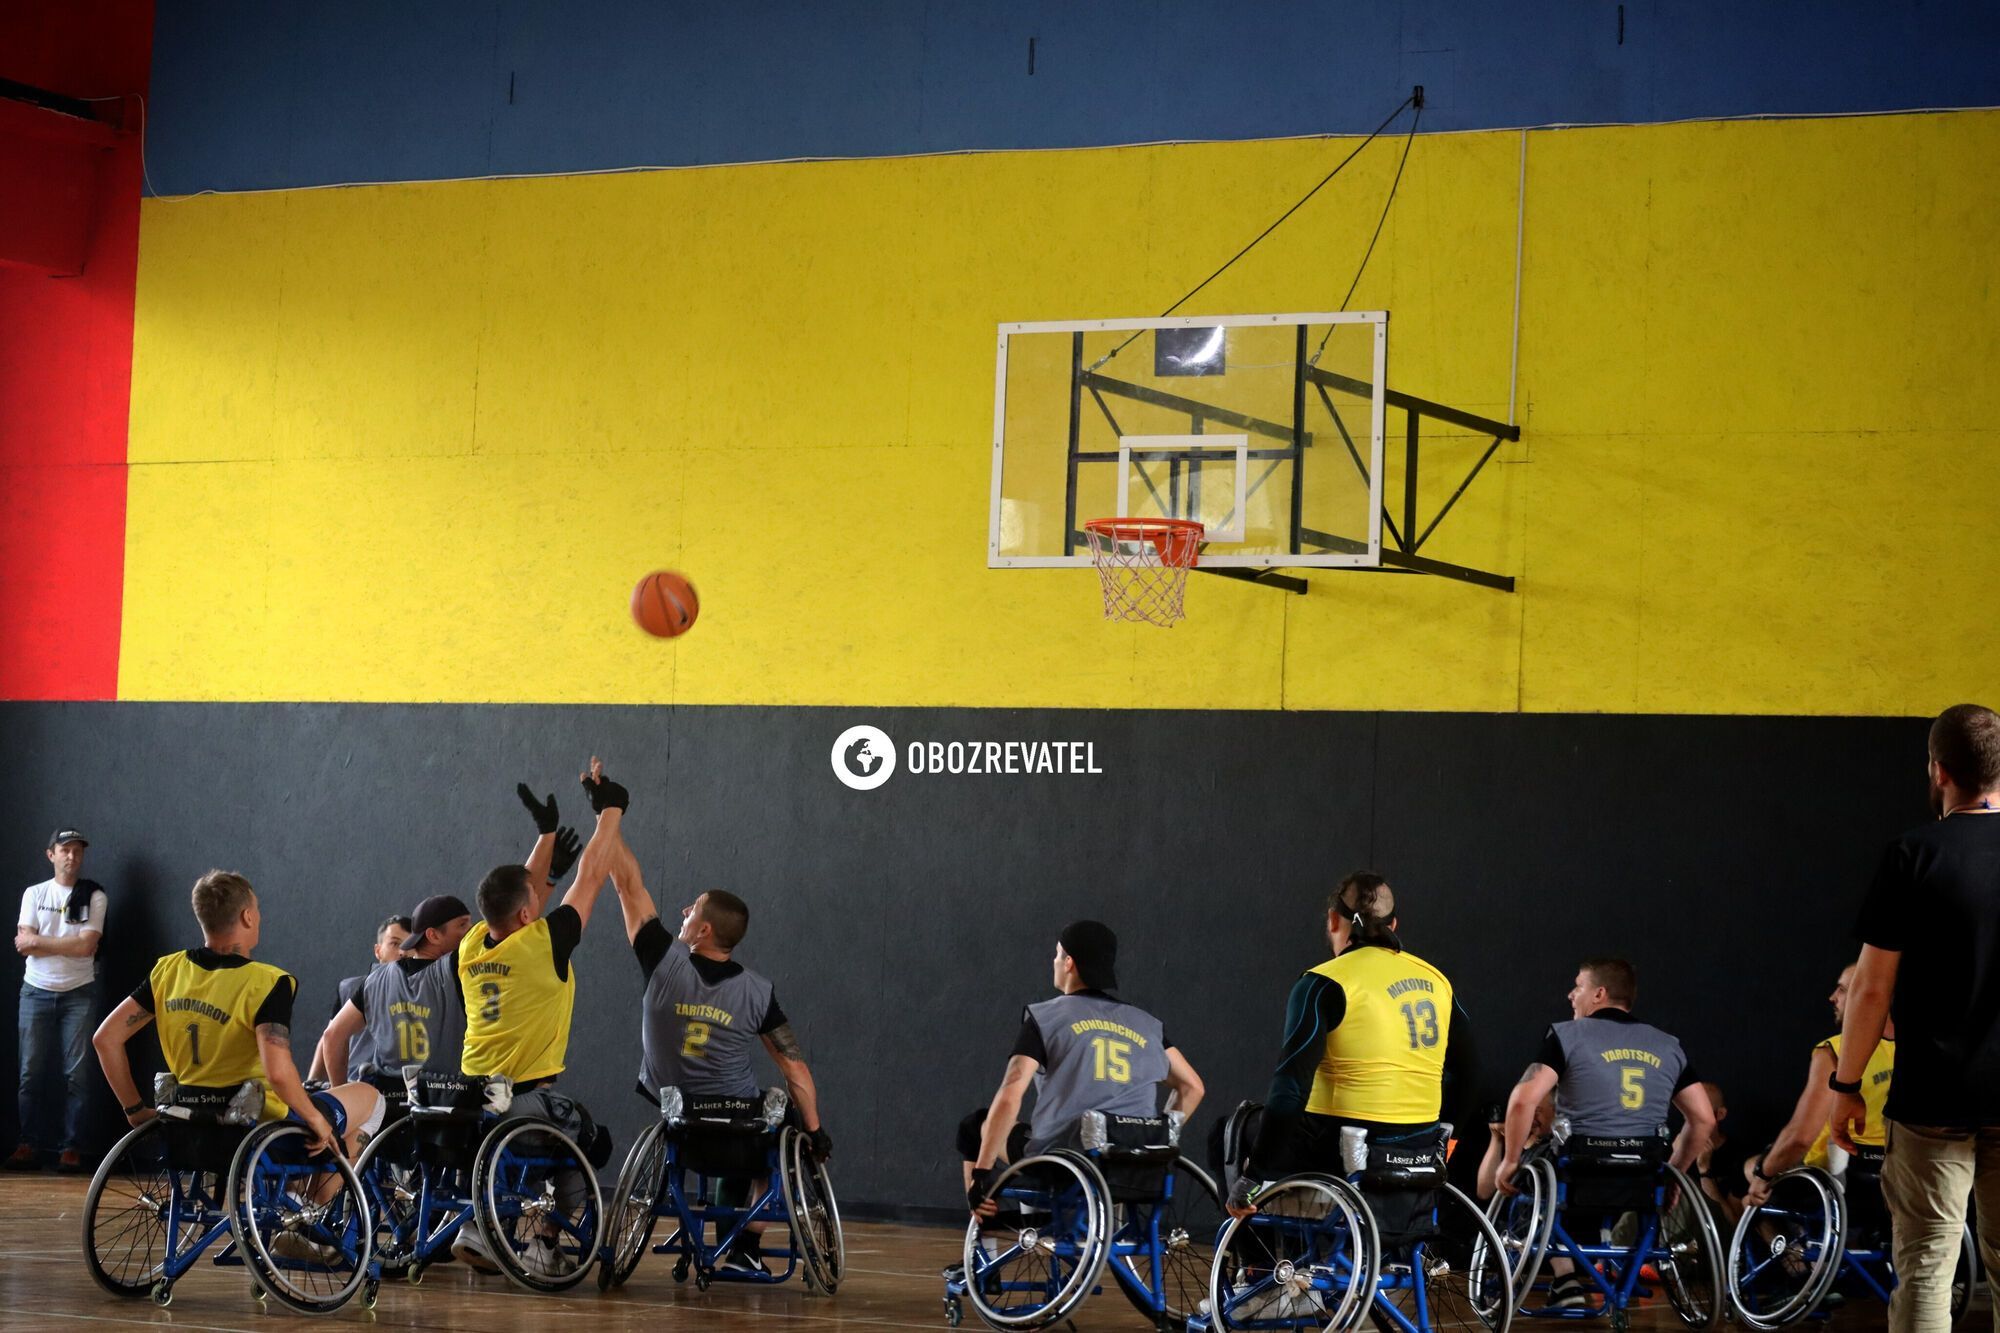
[1835,702,2000,1333]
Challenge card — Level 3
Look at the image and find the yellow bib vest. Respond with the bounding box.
[1804,1033,1893,1167]
[458,917,575,1083]
[148,950,292,1121]
[1303,945,1454,1123]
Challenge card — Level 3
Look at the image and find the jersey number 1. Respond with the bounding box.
[186,1023,202,1066]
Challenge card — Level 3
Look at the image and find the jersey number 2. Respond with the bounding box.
[1399,1000,1440,1049]
[682,1021,711,1060]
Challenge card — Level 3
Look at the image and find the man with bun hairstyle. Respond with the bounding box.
[1228,872,1477,1217]
[958,921,1206,1223]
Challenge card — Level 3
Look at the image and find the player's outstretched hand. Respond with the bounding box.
[580,755,630,813]
[549,826,583,881]
[517,783,560,834]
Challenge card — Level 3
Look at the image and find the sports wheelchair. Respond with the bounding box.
[599,1086,845,1294]
[82,1074,374,1315]
[1199,1104,1513,1333]
[1482,1119,1723,1329]
[350,1067,606,1293]
[943,1110,1223,1332]
[1725,1145,1979,1327]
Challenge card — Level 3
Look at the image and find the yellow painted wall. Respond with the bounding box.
[121,112,2000,712]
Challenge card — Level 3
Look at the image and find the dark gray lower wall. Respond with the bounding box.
[0,702,1925,1211]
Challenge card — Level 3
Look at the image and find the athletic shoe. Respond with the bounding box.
[522,1235,566,1279]
[451,1225,501,1274]
[1,1145,39,1172]
[717,1239,770,1276]
[1545,1273,1589,1311]
[268,1230,342,1267]
[56,1150,87,1174]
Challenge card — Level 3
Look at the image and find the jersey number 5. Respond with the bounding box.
[478,982,502,1024]
[1090,1036,1132,1083]
[1620,1066,1646,1109]
[1399,1000,1440,1050]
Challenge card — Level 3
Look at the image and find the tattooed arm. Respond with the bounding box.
[91,997,158,1125]
[760,1023,823,1133]
[1496,1062,1562,1195]
[257,1020,338,1153]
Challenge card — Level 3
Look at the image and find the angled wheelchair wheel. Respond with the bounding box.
[1480,1158,1554,1315]
[351,1115,424,1275]
[1952,1221,1980,1322]
[1725,1166,1843,1329]
[473,1117,604,1293]
[1655,1165,1724,1329]
[963,1150,1112,1329]
[227,1121,373,1315]
[1208,1173,1379,1333]
[780,1125,846,1295]
[84,1120,185,1297]
[600,1119,668,1291]
[1109,1157,1224,1326]
[1371,1183,1513,1333]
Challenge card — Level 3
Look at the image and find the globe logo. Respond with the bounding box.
[831,725,896,791]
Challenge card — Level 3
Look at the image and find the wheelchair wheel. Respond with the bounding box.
[1951,1222,1980,1322]
[1109,1158,1224,1326]
[963,1150,1112,1330]
[1655,1165,1724,1329]
[1371,1183,1513,1333]
[472,1117,604,1293]
[600,1119,668,1291]
[1725,1166,1844,1329]
[227,1121,373,1315]
[1480,1158,1554,1314]
[780,1124,846,1295]
[351,1115,424,1274]
[1208,1173,1379,1333]
[84,1120,186,1297]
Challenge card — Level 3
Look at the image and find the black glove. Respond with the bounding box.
[582,769,630,813]
[547,826,582,882]
[516,783,560,834]
[1227,1174,1267,1214]
[967,1165,999,1212]
[809,1127,833,1161]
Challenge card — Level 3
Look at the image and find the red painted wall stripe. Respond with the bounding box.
[0,0,152,700]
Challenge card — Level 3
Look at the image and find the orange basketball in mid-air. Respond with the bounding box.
[631,570,699,638]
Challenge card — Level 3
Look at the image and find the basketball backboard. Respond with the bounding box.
[989,313,1389,569]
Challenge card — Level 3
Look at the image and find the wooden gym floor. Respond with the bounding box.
[0,1174,1948,1330]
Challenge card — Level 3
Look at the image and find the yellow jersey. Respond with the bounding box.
[1304,945,1454,1123]
[142,948,294,1121]
[457,908,578,1083]
[1805,1033,1893,1166]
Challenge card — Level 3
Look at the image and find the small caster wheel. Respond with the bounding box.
[945,1296,963,1326]
[150,1280,173,1307]
[597,1260,615,1292]
[362,1278,380,1310]
[673,1255,690,1284]
[695,1269,712,1292]
[407,1262,426,1286]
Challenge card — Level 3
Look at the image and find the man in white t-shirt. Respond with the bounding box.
[9,830,107,1173]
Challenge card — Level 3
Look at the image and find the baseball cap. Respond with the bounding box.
[399,894,472,949]
[1058,920,1119,991]
[47,829,87,849]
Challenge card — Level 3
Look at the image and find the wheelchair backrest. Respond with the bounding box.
[660,1086,785,1179]
[1077,1111,1182,1203]
[1350,1125,1450,1248]
[153,1076,260,1172]
[1557,1132,1669,1212]
[406,1067,507,1120]
[1840,1145,1891,1235]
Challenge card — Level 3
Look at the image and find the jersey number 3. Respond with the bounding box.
[1399,1000,1440,1050]
[478,982,502,1024]
[1090,1036,1132,1083]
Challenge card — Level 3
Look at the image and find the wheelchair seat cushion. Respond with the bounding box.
[1560,1134,1669,1212]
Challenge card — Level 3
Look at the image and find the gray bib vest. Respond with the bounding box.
[641,942,775,1099]
[1552,1014,1687,1138]
[359,955,465,1077]
[1025,992,1170,1149]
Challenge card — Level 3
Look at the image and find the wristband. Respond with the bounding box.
[1752,1153,1777,1183]
[123,1101,148,1117]
[1828,1074,1863,1095]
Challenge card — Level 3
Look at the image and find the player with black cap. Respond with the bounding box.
[958,920,1205,1221]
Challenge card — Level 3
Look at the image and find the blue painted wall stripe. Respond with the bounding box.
[147,0,2000,194]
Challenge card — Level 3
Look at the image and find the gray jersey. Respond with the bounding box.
[335,974,371,1073]
[1549,1013,1689,1137]
[641,940,776,1099]
[357,956,464,1077]
[1024,992,1171,1148]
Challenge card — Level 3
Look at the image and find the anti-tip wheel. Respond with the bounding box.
[149,1280,172,1307]
[945,1296,964,1326]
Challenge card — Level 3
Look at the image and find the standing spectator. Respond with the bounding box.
[1835,702,2000,1333]
[306,915,409,1082]
[10,830,107,1172]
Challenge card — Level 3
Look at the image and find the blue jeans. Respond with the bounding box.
[17,981,96,1153]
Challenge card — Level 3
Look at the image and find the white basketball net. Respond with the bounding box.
[1083,518,1203,627]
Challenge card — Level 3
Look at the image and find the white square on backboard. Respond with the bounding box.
[1115,434,1249,543]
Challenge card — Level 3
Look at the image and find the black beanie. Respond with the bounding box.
[1058,920,1119,990]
